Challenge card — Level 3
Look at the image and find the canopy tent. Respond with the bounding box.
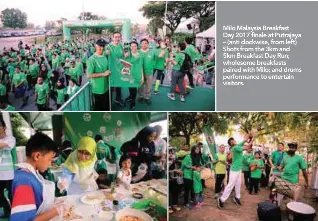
[196,25,216,38]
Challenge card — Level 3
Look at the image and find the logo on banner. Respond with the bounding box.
[120,59,132,76]
[83,113,91,122]
[87,130,93,136]
[103,113,111,122]
[105,135,114,142]
[117,120,122,127]
[100,126,106,134]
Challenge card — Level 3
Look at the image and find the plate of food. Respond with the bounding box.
[115,208,153,221]
[80,192,105,205]
[63,206,84,220]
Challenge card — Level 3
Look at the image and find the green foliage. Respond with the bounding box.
[141,1,215,35]
[1,8,27,29]
[147,18,165,35]
[10,113,28,146]
[78,12,106,20]
[171,33,193,44]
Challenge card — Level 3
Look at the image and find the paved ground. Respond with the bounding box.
[170,174,318,221]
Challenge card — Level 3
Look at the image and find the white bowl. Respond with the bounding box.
[115,208,153,221]
[99,211,114,221]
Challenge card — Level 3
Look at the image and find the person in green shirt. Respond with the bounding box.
[278,142,308,201]
[69,61,81,85]
[269,142,286,176]
[249,151,264,195]
[12,66,27,98]
[52,52,60,70]
[105,32,125,107]
[181,145,204,209]
[81,49,88,72]
[184,37,199,88]
[218,133,253,209]
[0,103,15,111]
[67,79,80,111]
[55,78,67,109]
[153,40,168,95]
[123,41,143,110]
[167,42,186,102]
[94,134,111,172]
[28,59,39,89]
[138,39,155,104]
[87,39,111,111]
[34,76,49,111]
[213,144,227,198]
[0,82,7,103]
[75,57,84,86]
[242,147,254,189]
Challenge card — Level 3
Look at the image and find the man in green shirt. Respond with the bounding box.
[269,142,286,176]
[69,61,81,85]
[153,40,168,95]
[28,59,39,89]
[138,39,155,104]
[278,142,308,201]
[95,134,111,172]
[242,147,254,189]
[87,39,111,111]
[105,32,125,107]
[34,76,49,111]
[218,133,253,209]
[167,42,186,102]
[184,37,199,88]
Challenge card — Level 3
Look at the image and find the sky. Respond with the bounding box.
[0,0,149,26]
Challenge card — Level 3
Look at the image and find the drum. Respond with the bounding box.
[200,168,212,180]
[287,202,316,221]
[271,177,302,199]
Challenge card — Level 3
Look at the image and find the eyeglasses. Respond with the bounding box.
[78,150,91,157]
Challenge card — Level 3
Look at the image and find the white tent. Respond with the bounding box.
[196,25,216,38]
[175,17,200,34]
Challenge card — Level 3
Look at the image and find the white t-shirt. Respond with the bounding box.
[117,169,132,188]
[0,135,17,180]
[154,138,167,156]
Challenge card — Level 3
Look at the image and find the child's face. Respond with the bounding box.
[147,132,156,142]
[37,77,43,85]
[255,153,260,159]
[219,145,225,153]
[122,159,132,170]
[77,150,91,162]
[57,81,62,87]
[33,151,55,173]
[69,80,74,87]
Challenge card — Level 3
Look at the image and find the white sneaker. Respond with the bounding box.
[167,93,175,100]
[180,96,185,102]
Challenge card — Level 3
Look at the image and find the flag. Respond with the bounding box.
[202,125,217,157]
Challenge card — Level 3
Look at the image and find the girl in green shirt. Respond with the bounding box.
[67,78,80,110]
[249,151,264,195]
[55,78,67,109]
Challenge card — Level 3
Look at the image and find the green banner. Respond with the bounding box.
[202,125,217,157]
[63,112,151,149]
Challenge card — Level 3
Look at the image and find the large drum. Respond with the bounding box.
[200,168,213,180]
[269,176,302,199]
[287,202,316,221]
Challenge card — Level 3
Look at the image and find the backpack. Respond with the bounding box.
[180,52,193,73]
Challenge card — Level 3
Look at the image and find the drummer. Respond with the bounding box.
[10,133,68,221]
[269,142,286,177]
[278,142,308,201]
[57,137,99,195]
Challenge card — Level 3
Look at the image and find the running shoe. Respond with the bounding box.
[167,93,175,101]
[130,102,136,110]
[217,198,224,209]
[233,197,241,206]
[125,96,132,103]
[180,96,185,102]
[115,99,125,107]
[154,91,159,95]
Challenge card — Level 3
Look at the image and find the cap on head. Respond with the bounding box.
[288,142,298,149]
[96,39,106,47]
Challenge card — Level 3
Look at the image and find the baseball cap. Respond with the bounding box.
[96,39,106,47]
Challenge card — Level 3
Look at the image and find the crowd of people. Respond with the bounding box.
[0,116,167,220]
[168,132,309,214]
[0,32,215,111]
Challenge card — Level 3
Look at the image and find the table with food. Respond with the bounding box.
[52,179,167,221]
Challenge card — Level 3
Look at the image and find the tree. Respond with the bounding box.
[45,20,56,30]
[10,113,28,146]
[78,12,106,20]
[1,8,27,29]
[147,18,164,35]
[131,23,140,36]
[27,23,35,29]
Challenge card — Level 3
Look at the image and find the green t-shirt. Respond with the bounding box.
[96,142,111,161]
[281,154,307,184]
[125,52,143,86]
[46,50,53,61]
[106,43,124,76]
[7,65,15,76]
[69,67,81,81]
[154,48,168,71]
[81,53,88,64]
[185,44,200,63]
[29,64,39,78]
[56,87,67,105]
[172,52,185,71]
[215,153,226,174]
[140,49,155,75]
[250,159,264,179]
[270,150,286,173]
[35,83,49,104]
[4,105,15,111]
[60,52,70,63]
[0,84,6,96]
[230,141,245,171]
[242,153,254,171]
[76,62,84,76]
[181,154,193,180]
[87,54,109,94]
[52,56,60,70]
[12,73,26,87]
